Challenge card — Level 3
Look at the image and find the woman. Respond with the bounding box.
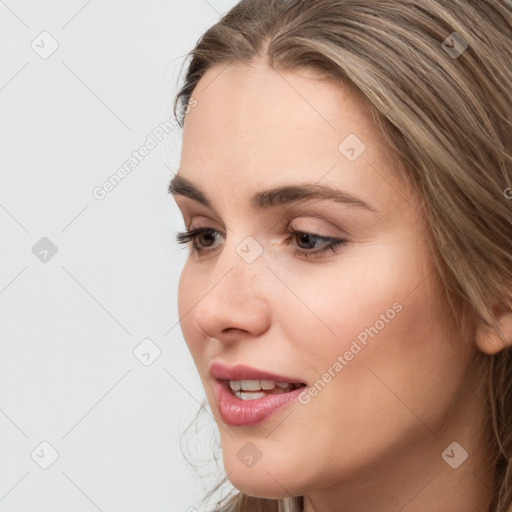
[169,1,512,510]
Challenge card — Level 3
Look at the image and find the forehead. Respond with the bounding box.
[179,60,409,212]
[184,60,375,151]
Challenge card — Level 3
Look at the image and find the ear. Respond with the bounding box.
[475,303,512,355]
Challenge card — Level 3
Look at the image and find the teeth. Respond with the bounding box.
[228,379,298,392]
[229,381,241,391]
[240,379,262,391]
[234,391,267,400]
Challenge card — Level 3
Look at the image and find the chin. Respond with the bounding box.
[223,455,305,499]
[227,474,294,500]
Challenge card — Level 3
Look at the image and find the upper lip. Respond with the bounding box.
[209,361,306,384]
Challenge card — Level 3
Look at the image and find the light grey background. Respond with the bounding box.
[0,1,239,510]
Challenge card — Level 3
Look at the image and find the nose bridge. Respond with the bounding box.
[209,233,266,303]
[193,234,271,340]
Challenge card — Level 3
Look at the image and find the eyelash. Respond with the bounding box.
[175,227,347,258]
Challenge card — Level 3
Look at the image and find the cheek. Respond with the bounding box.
[271,240,466,431]
[272,243,422,365]
[177,261,203,361]
[286,257,463,428]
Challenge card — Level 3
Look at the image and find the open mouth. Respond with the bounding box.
[223,379,307,400]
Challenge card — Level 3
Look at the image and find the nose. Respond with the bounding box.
[193,253,272,345]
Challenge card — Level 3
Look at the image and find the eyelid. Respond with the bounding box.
[286,216,352,239]
[181,208,353,239]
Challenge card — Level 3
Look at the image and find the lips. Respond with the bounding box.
[212,377,307,426]
[208,361,308,426]
[209,361,306,385]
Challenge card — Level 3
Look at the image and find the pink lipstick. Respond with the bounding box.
[209,361,307,427]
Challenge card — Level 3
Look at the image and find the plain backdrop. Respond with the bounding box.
[0,1,240,510]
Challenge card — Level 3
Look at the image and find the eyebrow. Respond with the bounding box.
[168,173,377,212]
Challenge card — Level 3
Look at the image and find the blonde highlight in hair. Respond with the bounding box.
[173,1,512,510]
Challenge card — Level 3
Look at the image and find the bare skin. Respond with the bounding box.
[172,58,505,512]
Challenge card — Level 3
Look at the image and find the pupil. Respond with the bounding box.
[300,233,314,249]
[201,231,214,246]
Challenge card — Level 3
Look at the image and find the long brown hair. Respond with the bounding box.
[173,1,512,510]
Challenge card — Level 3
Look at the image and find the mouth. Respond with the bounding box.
[213,377,308,427]
[209,361,308,425]
[222,378,306,400]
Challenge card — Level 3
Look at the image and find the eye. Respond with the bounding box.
[286,230,347,258]
[175,227,347,258]
[176,227,223,252]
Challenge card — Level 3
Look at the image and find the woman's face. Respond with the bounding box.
[172,60,480,501]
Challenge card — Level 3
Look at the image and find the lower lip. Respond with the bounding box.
[213,379,306,427]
